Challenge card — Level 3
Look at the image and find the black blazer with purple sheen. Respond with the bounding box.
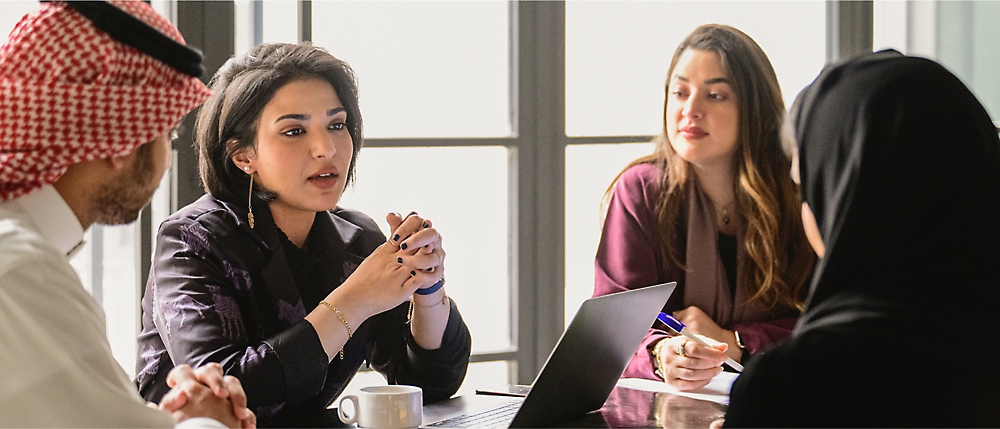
[134,194,471,427]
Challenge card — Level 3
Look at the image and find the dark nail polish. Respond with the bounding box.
[392,234,400,241]
[410,270,416,276]
[401,243,408,250]
[397,257,403,263]
[422,222,429,228]
[426,267,433,272]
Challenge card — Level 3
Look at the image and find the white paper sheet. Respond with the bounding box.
[617,372,739,405]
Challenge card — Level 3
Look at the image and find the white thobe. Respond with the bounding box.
[0,186,223,428]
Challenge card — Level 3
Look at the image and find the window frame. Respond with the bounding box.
[145,0,873,384]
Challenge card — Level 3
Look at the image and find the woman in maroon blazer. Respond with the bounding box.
[593,24,815,390]
[135,43,471,427]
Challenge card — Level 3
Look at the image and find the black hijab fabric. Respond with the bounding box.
[724,50,1000,427]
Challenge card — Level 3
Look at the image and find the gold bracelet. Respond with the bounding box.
[734,330,746,349]
[407,295,449,322]
[319,301,352,360]
[651,337,669,380]
[415,294,449,308]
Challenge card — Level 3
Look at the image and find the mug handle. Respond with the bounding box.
[338,395,359,425]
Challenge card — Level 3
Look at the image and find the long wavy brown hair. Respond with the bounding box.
[606,24,814,311]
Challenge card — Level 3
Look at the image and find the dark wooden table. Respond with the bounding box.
[422,385,726,428]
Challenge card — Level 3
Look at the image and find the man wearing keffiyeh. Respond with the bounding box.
[0,1,254,427]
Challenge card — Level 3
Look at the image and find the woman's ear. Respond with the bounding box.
[231,142,255,173]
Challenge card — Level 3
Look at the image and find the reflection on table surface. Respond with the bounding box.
[421,384,726,428]
[551,386,726,428]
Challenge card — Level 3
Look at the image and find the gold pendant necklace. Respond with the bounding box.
[720,201,735,226]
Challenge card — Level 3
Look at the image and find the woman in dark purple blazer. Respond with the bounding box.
[594,25,815,391]
[134,43,471,427]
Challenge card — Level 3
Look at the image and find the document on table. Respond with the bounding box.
[617,372,738,405]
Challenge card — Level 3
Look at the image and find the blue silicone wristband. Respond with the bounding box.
[414,279,444,295]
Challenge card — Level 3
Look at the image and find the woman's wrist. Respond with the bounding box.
[407,287,450,350]
[411,286,446,308]
[414,278,445,295]
[305,294,361,362]
[723,329,743,363]
[323,285,372,324]
[651,337,670,380]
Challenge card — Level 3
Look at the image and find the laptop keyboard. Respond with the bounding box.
[425,401,521,429]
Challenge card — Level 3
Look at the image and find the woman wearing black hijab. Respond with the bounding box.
[722,50,1000,427]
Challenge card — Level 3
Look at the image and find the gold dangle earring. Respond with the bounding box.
[244,165,255,228]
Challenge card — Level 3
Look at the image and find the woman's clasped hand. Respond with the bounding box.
[337,211,447,319]
[386,212,446,290]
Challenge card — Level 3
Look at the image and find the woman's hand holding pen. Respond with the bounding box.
[655,306,730,391]
[673,306,743,363]
[656,335,727,391]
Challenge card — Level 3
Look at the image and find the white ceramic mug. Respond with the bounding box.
[338,385,423,428]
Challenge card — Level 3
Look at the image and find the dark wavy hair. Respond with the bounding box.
[195,42,363,205]
[606,24,814,311]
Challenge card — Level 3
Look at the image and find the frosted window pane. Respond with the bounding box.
[262,0,299,44]
[564,142,656,327]
[566,1,826,137]
[0,1,38,44]
[336,361,511,406]
[312,1,511,138]
[875,1,1000,121]
[340,147,511,353]
[935,2,1000,121]
[234,0,255,59]
[873,1,907,53]
[455,361,511,396]
[102,223,141,377]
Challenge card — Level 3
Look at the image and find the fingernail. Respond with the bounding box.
[397,257,403,263]
[392,234,400,241]
[422,221,429,228]
[401,243,408,250]
[408,211,417,216]
[426,267,433,272]
[410,270,416,276]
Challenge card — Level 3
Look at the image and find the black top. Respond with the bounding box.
[724,50,1000,427]
[279,225,326,308]
[717,232,737,299]
[135,195,472,427]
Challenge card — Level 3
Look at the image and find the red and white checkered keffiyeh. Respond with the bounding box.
[0,0,212,201]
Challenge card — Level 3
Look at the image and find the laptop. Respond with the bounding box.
[423,282,677,428]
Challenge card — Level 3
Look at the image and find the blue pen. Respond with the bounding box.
[657,312,744,372]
